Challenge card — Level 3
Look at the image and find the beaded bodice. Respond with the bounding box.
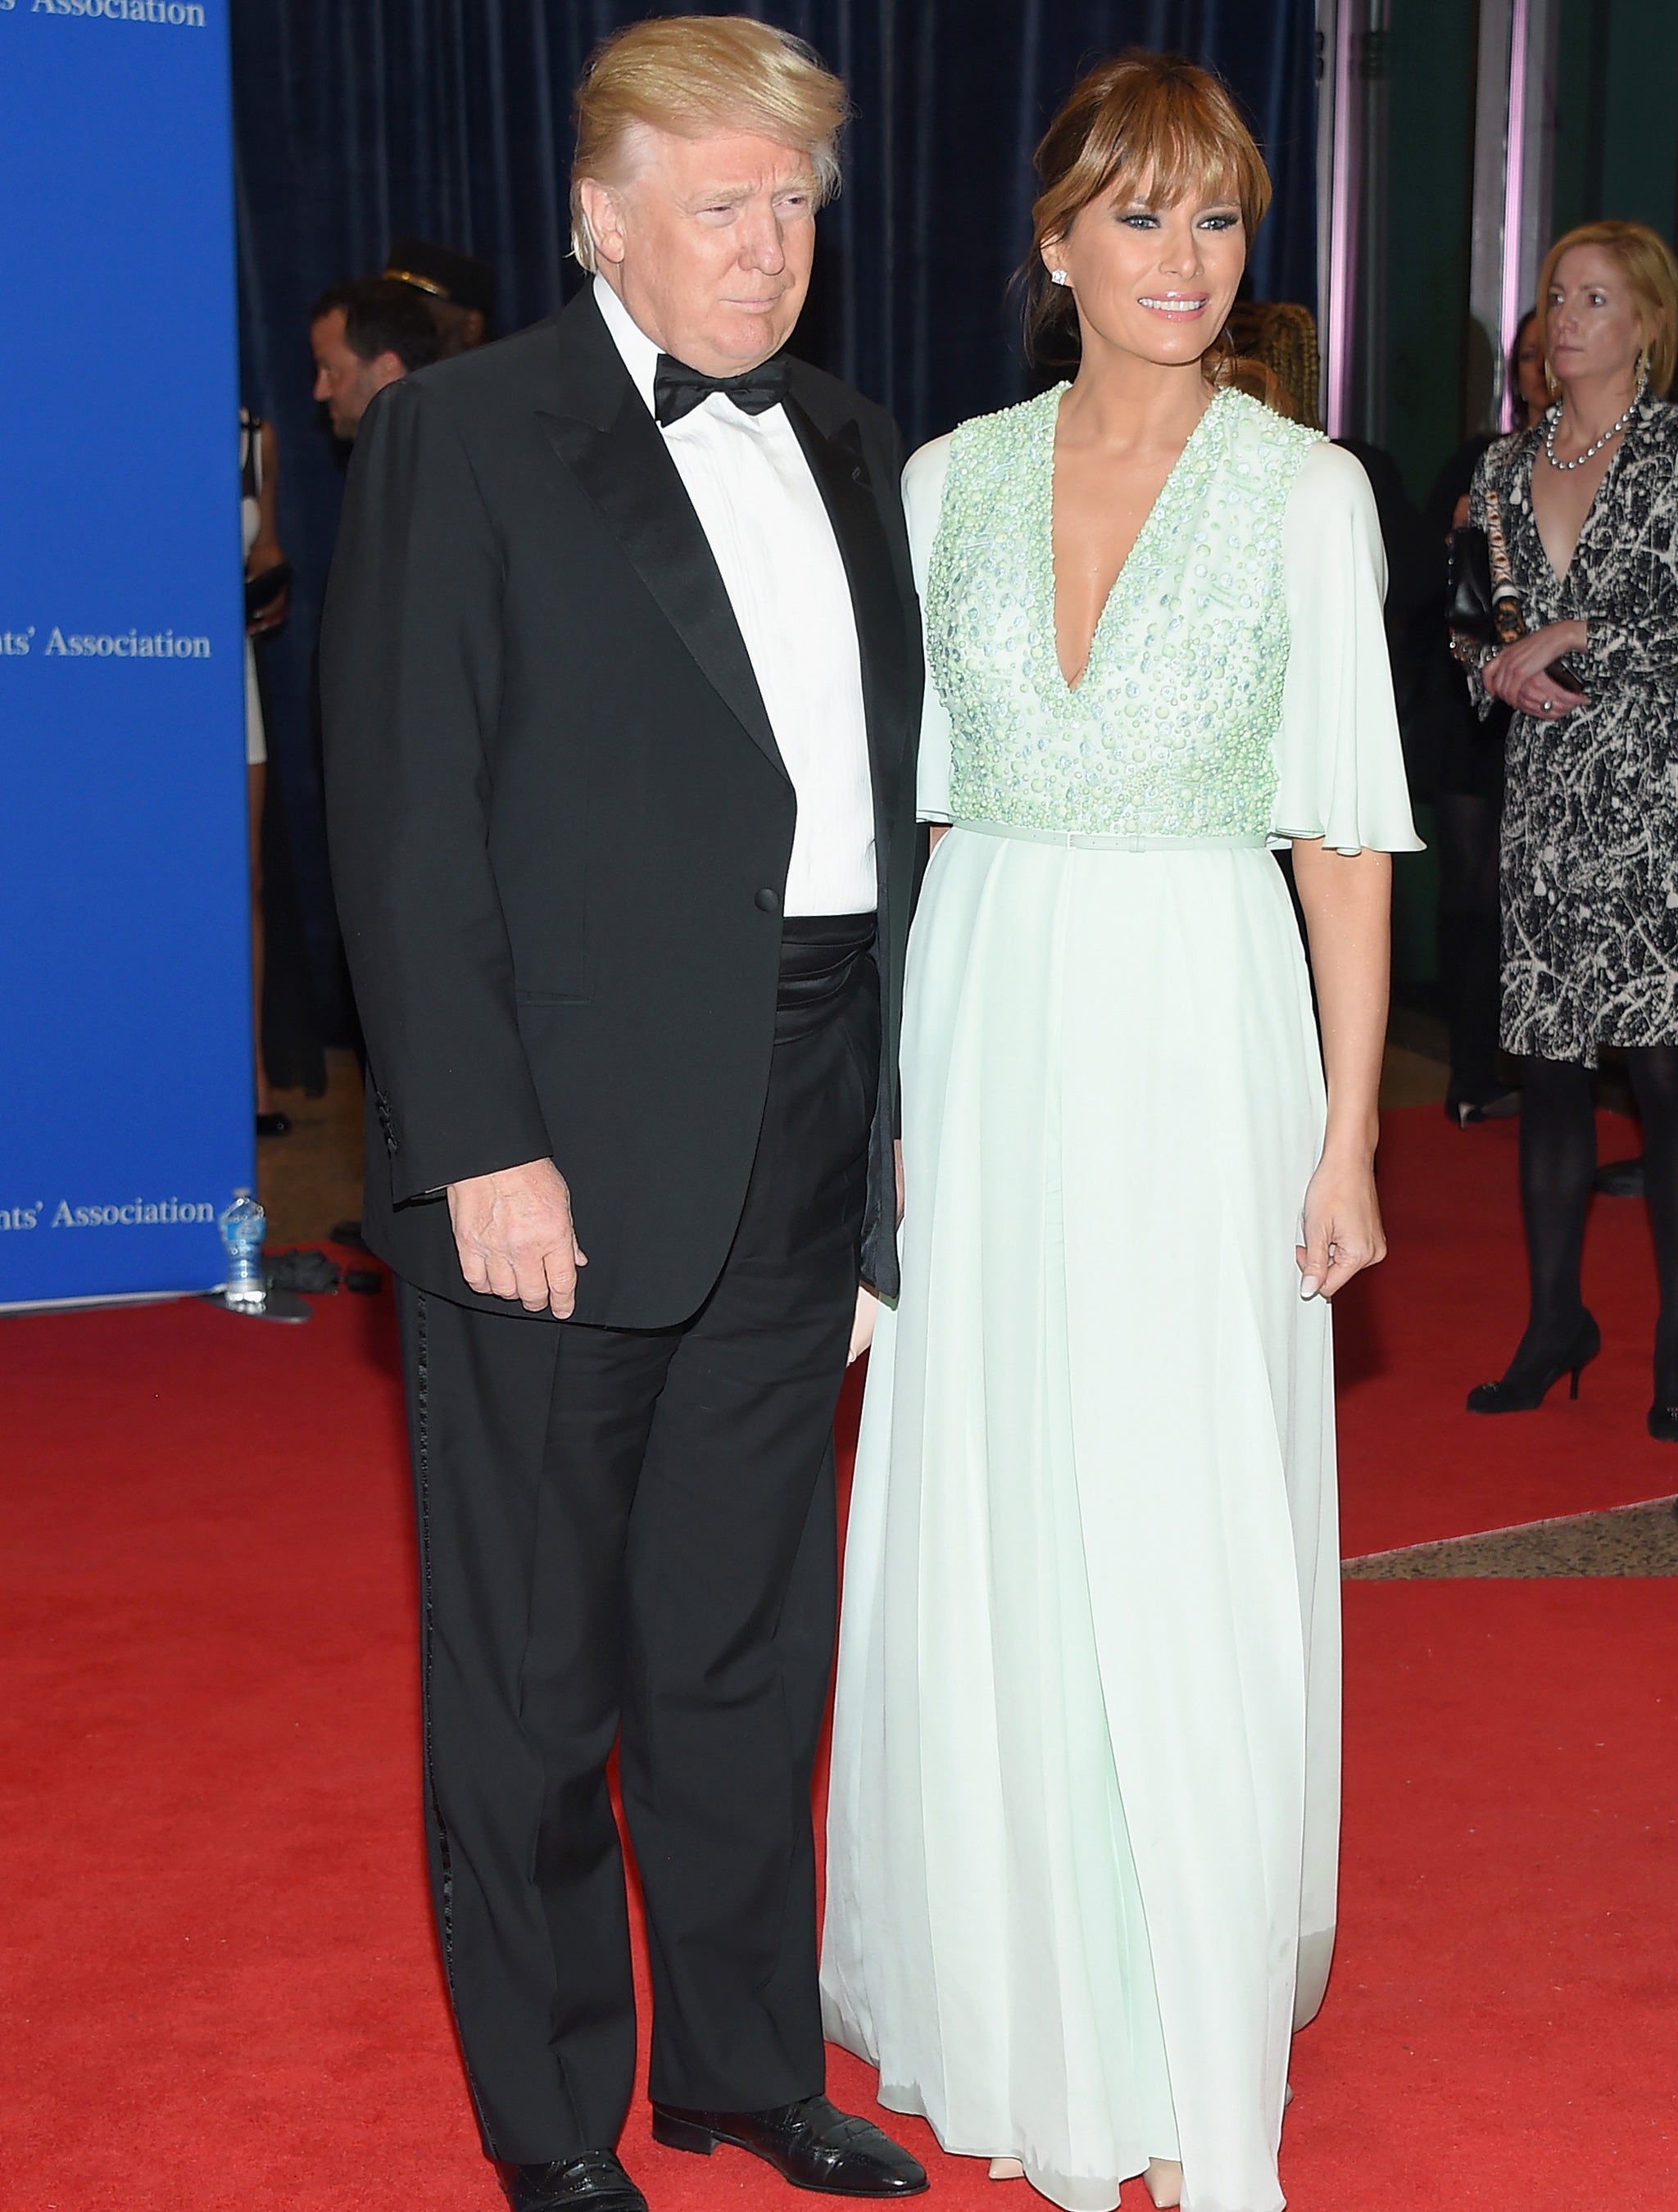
[927,384,1320,837]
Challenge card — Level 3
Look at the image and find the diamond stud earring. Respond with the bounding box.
[1050,269,1070,288]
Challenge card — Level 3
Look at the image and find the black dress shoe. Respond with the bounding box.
[1467,1312,1601,1413]
[652,2094,927,2196]
[1649,1403,1678,1443]
[1595,1155,1646,1198]
[256,1110,292,1138]
[497,2151,647,2212]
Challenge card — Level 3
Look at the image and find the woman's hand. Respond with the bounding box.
[848,1283,880,1364]
[245,533,290,635]
[1289,838,1390,1299]
[1297,1147,1386,1300]
[1483,619,1589,718]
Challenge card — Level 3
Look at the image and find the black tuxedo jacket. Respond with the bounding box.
[321,288,922,1326]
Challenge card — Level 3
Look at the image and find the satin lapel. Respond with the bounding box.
[539,385,785,781]
[783,397,913,857]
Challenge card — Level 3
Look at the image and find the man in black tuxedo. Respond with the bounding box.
[321,18,923,2212]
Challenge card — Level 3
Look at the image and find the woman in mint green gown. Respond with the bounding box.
[821,55,1419,2212]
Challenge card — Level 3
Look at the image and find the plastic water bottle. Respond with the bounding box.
[219,1188,266,1312]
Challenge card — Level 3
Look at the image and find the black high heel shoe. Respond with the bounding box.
[1648,1403,1678,1443]
[1467,1313,1601,1412]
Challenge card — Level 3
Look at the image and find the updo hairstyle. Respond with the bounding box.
[1537,220,1678,400]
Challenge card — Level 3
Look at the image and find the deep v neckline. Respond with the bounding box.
[1043,386,1228,697]
[1530,416,1629,588]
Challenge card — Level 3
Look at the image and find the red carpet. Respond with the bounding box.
[3,1119,1676,2207]
[1336,1105,1676,1553]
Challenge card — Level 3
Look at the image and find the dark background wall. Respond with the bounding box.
[1380,0,1479,513]
[232,0,1319,1043]
[1551,0,1678,247]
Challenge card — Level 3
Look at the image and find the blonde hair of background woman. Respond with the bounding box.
[1537,219,1678,399]
[569,14,849,273]
[1022,48,1272,378]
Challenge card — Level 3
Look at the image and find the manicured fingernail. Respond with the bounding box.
[1300,1276,1320,1299]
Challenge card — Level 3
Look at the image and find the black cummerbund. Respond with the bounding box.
[775,912,877,1043]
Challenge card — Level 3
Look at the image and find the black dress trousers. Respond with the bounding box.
[397,938,880,2164]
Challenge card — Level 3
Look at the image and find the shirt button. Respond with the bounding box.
[755,886,781,913]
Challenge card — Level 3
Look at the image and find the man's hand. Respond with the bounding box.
[447,1158,587,1317]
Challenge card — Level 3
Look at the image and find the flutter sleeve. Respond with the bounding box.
[902,433,955,823]
[1272,440,1425,854]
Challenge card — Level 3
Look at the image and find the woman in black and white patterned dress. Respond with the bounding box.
[1466,220,1678,1438]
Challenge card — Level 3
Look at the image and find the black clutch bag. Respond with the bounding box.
[1447,521,1589,697]
[245,559,292,623]
[1448,526,1494,641]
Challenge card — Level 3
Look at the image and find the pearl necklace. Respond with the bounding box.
[1544,380,1642,472]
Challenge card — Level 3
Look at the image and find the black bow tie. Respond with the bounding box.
[653,351,791,428]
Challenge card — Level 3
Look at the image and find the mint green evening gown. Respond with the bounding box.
[821,388,1420,2212]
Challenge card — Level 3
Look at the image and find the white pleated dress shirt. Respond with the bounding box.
[593,274,875,917]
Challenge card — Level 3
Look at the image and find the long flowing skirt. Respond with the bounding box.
[821,827,1340,2212]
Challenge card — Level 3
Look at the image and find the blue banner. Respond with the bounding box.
[0,0,249,1305]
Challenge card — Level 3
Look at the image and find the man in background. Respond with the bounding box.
[383,234,497,356]
[309,276,440,442]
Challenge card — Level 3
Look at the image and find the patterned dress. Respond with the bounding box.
[821,388,1417,2212]
[1471,398,1678,1063]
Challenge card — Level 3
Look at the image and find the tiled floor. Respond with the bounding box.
[1345,1494,1678,1577]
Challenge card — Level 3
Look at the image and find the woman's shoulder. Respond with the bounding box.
[1475,423,1538,487]
[941,385,1061,460]
[1215,391,1329,517]
[1209,391,1336,528]
[902,433,955,500]
[901,434,955,552]
[1217,385,1322,459]
[906,391,1059,535]
[1277,441,1388,560]
[1630,395,1678,460]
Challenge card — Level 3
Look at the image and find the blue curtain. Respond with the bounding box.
[233,0,1317,1030]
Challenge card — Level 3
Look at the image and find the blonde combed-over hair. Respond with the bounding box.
[569,15,850,272]
[1539,220,1678,400]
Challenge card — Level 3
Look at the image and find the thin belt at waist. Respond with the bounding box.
[956,818,1270,852]
[777,912,876,1042]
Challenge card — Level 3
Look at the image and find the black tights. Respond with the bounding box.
[1519,1049,1678,1391]
[1434,791,1503,1107]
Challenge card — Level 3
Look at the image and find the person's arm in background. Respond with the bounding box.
[246,418,288,632]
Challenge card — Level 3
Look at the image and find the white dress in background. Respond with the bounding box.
[820,388,1420,2212]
